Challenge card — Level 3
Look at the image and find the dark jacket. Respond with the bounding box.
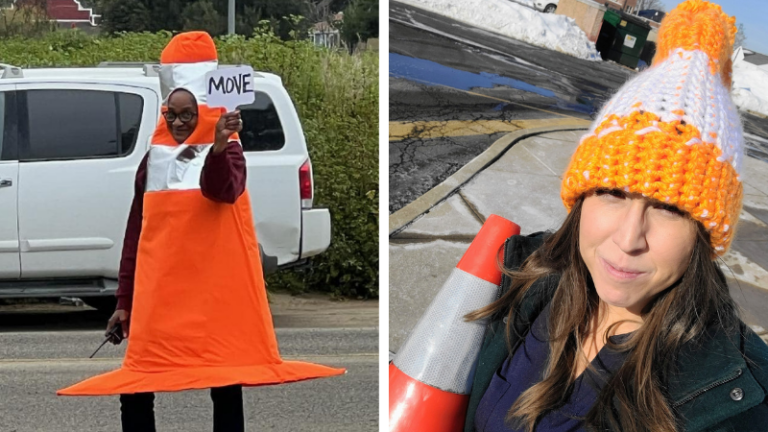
[464,232,768,432]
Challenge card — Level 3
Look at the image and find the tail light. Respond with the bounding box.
[299,159,313,209]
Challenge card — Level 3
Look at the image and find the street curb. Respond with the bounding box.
[389,122,590,235]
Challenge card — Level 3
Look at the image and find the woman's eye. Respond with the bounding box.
[655,204,684,217]
[596,188,624,199]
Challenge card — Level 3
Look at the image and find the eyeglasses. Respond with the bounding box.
[163,111,197,123]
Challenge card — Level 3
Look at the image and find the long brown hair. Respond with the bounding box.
[466,192,739,432]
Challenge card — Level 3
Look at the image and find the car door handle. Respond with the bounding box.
[0,179,12,188]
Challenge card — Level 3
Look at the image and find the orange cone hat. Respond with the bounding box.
[58,32,345,396]
[389,215,520,431]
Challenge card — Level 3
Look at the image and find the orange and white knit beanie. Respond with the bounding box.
[561,0,744,255]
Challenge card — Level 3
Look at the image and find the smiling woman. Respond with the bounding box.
[457,1,768,432]
[579,188,697,319]
[163,89,200,143]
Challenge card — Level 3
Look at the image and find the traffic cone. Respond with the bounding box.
[57,32,344,396]
[389,214,520,431]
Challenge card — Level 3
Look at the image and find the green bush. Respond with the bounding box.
[0,29,379,298]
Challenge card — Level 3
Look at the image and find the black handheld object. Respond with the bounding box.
[90,322,123,359]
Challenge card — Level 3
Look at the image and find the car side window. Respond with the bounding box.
[0,91,17,161]
[239,91,286,152]
[18,90,143,161]
[0,93,5,160]
[118,93,143,156]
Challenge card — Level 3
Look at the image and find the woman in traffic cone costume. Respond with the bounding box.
[57,31,345,432]
[459,2,768,431]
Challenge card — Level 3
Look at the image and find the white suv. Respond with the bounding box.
[0,63,331,310]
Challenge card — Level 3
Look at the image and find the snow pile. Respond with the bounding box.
[398,0,600,61]
[508,0,535,7]
[732,51,768,117]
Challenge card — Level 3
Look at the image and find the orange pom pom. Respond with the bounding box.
[653,0,737,86]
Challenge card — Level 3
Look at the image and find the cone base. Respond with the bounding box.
[389,364,468,432]
[57,361,345,396]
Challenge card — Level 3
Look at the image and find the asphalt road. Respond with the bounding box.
[0,309,378,431]
[389,1,768,212]
[389,1,632,212]
[0,328,377,432]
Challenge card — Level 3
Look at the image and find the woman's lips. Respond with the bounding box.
[600,257,645,280]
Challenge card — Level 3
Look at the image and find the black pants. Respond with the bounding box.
[120,385,244,432]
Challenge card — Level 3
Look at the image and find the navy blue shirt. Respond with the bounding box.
[474,303,631,432]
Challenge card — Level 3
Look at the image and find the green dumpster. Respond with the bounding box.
[596,9,652,69]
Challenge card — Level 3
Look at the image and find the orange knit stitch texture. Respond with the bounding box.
[561,111,742,255]
[160,31,218,64]
[654,0,737,87]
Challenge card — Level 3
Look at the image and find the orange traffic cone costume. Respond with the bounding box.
[58,32,345,396]
[389,215,520,431]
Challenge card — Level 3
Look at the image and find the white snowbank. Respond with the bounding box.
[732,50,768,117]
[508,0,535,7]
[398,0,601,61]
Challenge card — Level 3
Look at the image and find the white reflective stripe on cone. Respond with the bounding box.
[146,143,213,192]
[393,267,499,394]
[159,60,218,103]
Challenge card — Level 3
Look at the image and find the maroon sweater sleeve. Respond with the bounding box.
[115,142,247,312]
[115,152,149,312]
[200,141,247,204]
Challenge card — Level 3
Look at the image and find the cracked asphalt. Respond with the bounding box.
[388,0,768,212]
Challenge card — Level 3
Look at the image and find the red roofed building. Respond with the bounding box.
[8,0,101,27]
[46,0,100,26]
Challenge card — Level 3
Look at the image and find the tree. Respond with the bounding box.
[734,23,747,49]
[339,0,377,52]
[183,0,225,34]
[99,0,314,39]
[231,0,310,39]
[1,0,57,37]
[305,0,345,27]
[310,0,351,21]
[146,0,186,32]
[635,0,665,11]
[101,0,187,34]
[101,0,150,33]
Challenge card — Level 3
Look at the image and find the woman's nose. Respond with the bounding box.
[612,200,648,254]
[173,117,184,127]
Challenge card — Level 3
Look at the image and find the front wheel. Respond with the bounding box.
[544,4,557,13]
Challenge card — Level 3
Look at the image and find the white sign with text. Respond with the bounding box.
[624,35,637,49]
[205,66,255,112]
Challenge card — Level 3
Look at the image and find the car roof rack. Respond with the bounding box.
[0,63,23,79]
[98,62,160,77]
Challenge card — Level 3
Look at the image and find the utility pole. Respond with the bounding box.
[228,0,235,35]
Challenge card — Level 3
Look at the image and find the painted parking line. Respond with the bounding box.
[389,118,590,141]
